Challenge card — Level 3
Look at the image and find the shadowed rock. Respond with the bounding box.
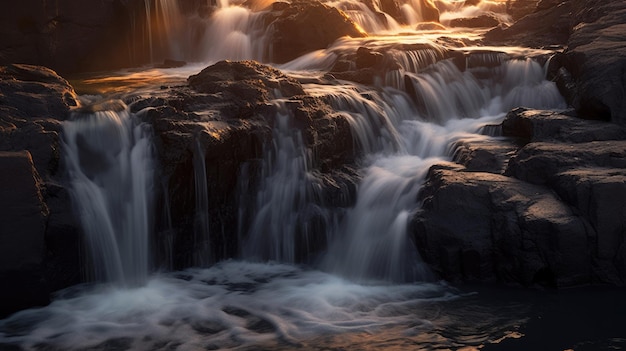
[413,168,591,287]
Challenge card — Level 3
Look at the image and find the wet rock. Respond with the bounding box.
[265,0,367,63]
[136,61,358,267]
[449,13,501,28]
[506,0,541,21]
[0,151,49,317]
[413,168,591,287]
[485,0,626,125]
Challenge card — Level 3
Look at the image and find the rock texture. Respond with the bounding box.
[485,0,626,125]
[132,60,358,268]
[0,64,81,316]
[265,0,367,63]
[413,108,626,287]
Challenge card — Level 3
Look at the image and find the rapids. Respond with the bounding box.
[2,0,616,350]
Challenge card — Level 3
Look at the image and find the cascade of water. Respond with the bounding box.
[62,100,156,286]
[321,56,566,282]
[242,103,315,263]
[193,138,212,266]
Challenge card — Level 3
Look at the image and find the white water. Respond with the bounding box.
[242,103,316,263]
[62,99,156,286]
[0,1,572,349]
[193,138,212,267]
[0,262,455,350]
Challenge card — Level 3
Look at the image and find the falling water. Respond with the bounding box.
[242,103,311,262]
[62,99,156,286]
[193,138,212,266]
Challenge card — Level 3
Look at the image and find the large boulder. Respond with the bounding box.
[265,0,367,63]
[412,167,591,287]
[134,60,358,267]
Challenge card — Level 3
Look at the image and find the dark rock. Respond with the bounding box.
[413,168,591,287]
[0,0,147,73]
[415,22,446,31]
[0,151,50,317]
[505,141,626,185]
[452,138,519,174]
[450,14,501,28]
[502,107,626,143]
[265,0,366,63]
[355,47,384,69]
[507,0,541,21]
[485,0,626,125]
[0,64,82,312]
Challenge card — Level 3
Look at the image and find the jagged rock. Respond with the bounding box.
[265,0,367,63]
[507,0,541,21]
[135,60,358,267]
[485,0,626,124]
[555,1,626,123]
[0,151,49,317]
[412,168,591,287]
[449,13,501,28]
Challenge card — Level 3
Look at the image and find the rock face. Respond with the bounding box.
[0,64,81,316]
[133,60,358,267]
[266,1,367,63]
[413,108,626,287]
[485,0,626,125]
[0,151,49,316]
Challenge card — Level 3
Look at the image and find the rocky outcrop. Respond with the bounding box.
[485,0,626,125]
[413,167,591,287]
[0,64,82,316]
[133,60,358,267]
[413,108,626,287]
[265,0,367,63]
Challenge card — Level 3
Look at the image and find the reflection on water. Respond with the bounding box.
[2,262,624,350]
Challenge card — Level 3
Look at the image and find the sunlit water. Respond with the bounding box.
[3,1,624,350]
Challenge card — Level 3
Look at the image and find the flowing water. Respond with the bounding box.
[2,0,622,350]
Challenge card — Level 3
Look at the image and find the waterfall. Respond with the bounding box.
[62,100,156,286]
[242,103,314,263]
[193,138,212,266]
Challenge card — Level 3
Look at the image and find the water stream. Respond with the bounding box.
[0,0,610,350]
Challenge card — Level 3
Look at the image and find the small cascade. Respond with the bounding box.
[193,138,212,267]
[328,0,400,33]
[242,103,315,263]
[307,84,404,155]
[62,100,156,286]
[202,3,268,62]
